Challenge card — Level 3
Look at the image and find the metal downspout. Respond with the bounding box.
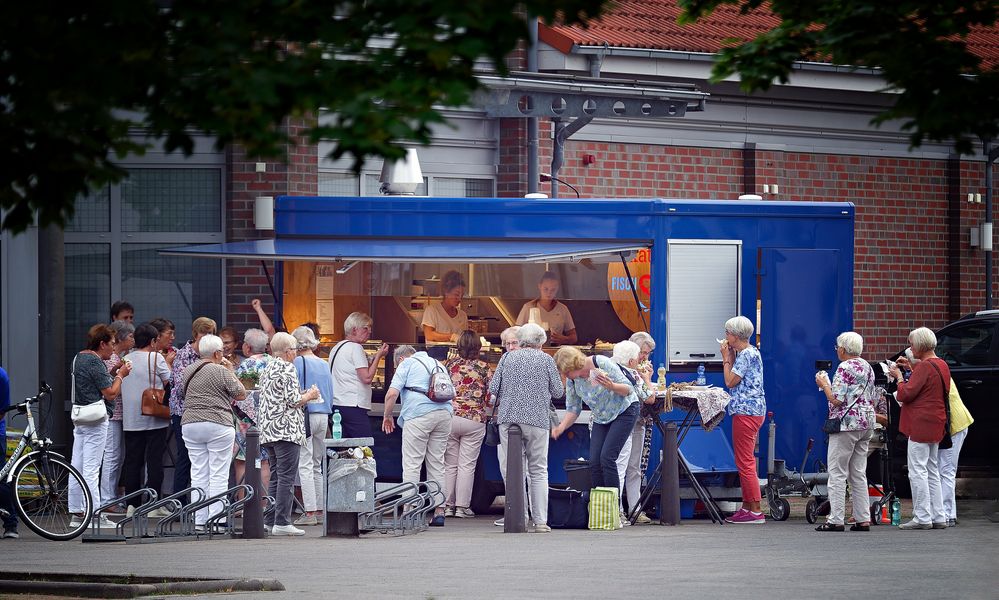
[985,137,997,310]
[527,17,539,195]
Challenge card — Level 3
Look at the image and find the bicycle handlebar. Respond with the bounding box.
[2,382,52,415]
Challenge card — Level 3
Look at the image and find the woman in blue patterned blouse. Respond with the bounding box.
[553,346,639,492]
[720,316,767,524]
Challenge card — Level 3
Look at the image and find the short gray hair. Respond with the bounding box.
[243,328,269,354]
[269,331,297,354]
[612,340,641,365]
[394,345,416,366]
[292,325,319,350]
[109,319,135,340]
[500,326,521,344]
[343,312,372,337]
[724,316,754,341]
[517,323,547,348]
[908,327,937,353]
[198,334,223,358]
[836,331,863,356]
[628,331,655,351]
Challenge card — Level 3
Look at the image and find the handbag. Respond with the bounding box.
[140,352,171,419]
[821,367,872,434]
[69,355,109,425]
[484,397,500,447]
[926,359,953,450]
[547,487,589,529]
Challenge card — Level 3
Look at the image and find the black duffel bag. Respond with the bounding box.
[547,487,589,529]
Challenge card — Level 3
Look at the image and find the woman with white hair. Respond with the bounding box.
[499,326,521,353]
[291,326,334,526]
[814,332,876,532]
[719,316,767,524]
[179,334,246,531]
[488,323,564,532]
[613,337,656,523]
[258,332,320,536]
[328,312,390,439]
[888,327,949,530]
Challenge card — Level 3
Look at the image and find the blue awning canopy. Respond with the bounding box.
[159,238,648,264]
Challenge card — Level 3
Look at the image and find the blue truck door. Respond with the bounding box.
[759,248,843,475]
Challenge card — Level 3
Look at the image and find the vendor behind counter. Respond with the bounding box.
[421,269,468,359]
[515,271,577,345]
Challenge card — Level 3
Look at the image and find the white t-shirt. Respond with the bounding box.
[421,302,468,336]
[120,350,171,431]
[516,300,576,336]
[328,341,373,409]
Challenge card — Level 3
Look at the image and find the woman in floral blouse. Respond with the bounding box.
[815,331,876,532]
[442,330,491,518]
[257,332,319,536]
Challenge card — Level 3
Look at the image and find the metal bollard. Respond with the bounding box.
[503,424,527,533]
[660,422,680,525]
[243,426,266,538]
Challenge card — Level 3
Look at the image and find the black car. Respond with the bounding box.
[886,311,998,486]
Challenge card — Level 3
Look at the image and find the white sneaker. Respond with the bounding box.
[148,506,173,518]
[453,507,476,519]
[125,505,135,518]
[493,517,504,527]
[532,523,552,533]
[635,512,653,525]
[96,514,117,528]
[69,515,87,528]
[271,524,306,536]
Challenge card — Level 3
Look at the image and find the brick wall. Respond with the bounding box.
[225,116,318,334]
[526,132,996,358]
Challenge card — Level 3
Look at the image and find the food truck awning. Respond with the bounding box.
[160,238,648,264]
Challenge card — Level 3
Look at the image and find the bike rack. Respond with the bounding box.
[204,484,254,538]
[358,480,444,536]
[82,488,157,543]
[122,487,201,544]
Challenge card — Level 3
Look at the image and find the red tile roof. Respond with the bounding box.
[540,1,999,69]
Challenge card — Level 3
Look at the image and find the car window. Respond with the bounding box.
[936,322,995,367]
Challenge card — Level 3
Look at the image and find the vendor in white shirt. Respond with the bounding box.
[422,269,468,343]
[516,271,577,345]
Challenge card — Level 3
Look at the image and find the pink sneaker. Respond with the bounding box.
[725,509,765,524]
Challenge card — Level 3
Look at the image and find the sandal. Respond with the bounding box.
[849,523,871,531]
[815,523,845,532]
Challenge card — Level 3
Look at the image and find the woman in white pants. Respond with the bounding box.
[70,324,132,528]
[179,335,246,530]
[619,332,657,524]
[611,339,654,524]
[291,326,333,526]
[100,319,134,509]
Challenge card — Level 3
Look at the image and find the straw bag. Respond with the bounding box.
[140,352,170,419]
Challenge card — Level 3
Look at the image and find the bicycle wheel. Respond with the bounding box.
[12,451,91,540]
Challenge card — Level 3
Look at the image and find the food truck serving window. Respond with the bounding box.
[667,240,741,365]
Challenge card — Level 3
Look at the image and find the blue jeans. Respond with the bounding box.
[172,415,191,497]
[589,402,640,491]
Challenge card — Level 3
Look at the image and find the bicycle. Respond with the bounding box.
[1,383,92,540]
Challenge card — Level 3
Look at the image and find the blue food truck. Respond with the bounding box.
[168,195,854,512]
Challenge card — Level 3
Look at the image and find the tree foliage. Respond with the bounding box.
[678,0,999,155]
[0,0,606,232]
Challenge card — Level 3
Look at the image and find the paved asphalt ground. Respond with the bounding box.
[0,499,996,600]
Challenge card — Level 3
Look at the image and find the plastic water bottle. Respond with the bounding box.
[331,409,343,440]
[890,497,901,526]
[657,363,667,391]
[696,363,706,386]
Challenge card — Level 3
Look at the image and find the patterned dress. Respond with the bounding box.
[169,341,200,416]
[232,353,274,460]
[257,359,307,447]
[444,357,491,423]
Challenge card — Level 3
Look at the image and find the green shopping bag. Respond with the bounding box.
[587,486,621,530]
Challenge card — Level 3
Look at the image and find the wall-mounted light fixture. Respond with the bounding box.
[254,196,274,230]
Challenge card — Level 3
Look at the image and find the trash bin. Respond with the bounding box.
[326,455,376,513]
[564,458,592,491]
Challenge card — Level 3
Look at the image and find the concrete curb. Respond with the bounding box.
[0,574,284,598]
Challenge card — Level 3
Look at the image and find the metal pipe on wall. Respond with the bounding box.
[527,16,539,195]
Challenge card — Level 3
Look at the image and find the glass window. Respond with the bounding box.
[122,243,223,331]
[433,177,493,197]
[64,243,111,364]
[937,323,995,367]
[318,172,360,196]
[65,185,111,232]
[121,169,221,233]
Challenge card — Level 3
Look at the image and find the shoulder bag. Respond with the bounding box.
[70,354,109,425]
[141,351,171,419]
[926,359,953,449]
